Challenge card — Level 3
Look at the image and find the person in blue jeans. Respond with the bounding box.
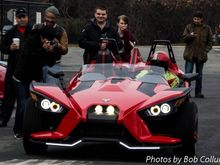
[33,6,68,85]
[0,8,32,132]
[13,78,29,139]
[13,26,58,139]
[183,11,213,98]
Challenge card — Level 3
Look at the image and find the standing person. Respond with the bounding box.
[0,8,32,129]
[78,5,121,64]
[183,11,213,98]
[117,15,136,62]
[12,26,58,139]
[33,6,68,85]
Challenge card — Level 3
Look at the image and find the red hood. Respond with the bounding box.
[70,79,149,112]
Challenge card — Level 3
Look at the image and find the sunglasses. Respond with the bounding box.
[17,14,27,19]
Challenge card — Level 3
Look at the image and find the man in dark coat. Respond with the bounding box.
[78,6,121,64]
[33,6,68,85]
[11,25,58,139]
[183,11,213,98]
[0,8,32,132]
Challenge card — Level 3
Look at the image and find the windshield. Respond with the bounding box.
[80,63,167,84]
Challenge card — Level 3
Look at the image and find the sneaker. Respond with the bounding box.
[195,93,205,98]
[14,133,23,139]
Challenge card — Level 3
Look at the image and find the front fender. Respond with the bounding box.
[30,82,72,110]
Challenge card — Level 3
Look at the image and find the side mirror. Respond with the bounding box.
[181,73,198,82]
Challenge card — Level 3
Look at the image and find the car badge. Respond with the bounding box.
[102,98,111,102]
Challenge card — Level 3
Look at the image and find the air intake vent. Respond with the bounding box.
[111,78,125,84]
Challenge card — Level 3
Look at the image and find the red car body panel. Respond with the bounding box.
[30,71,186,145]
[0,63,6,99]
[24,41,197,154]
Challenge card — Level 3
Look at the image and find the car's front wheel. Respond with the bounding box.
[174,101,198,156]
[23,98,48,155]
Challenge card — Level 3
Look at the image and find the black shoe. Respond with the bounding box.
[14,133,23,139]
[0,120,7,127]
[195,93,205,98]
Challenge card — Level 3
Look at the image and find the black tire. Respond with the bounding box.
[23,97,48,155]
[174,101,198,156]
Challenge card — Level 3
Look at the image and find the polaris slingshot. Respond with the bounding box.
[23,40,198,156]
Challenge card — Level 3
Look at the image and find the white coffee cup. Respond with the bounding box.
[13,38,20,48]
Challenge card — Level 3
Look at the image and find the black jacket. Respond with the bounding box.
[1,24,32,80]
[33,23,68,61]
[78,18,121,64]
[14,29,56,84]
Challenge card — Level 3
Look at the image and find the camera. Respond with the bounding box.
[49,40,58,48]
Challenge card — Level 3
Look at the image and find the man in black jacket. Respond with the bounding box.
[0,8,32,133]
[33,6,68,85]
[12,26,58,139]
[78,6,121,64]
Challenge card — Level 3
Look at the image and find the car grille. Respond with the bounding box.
[139,113,177,136]
[69,122,139,144]
[41,111,66,131]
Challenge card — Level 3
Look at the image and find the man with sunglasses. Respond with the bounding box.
[32,6,68,85]
[0,8,32,137]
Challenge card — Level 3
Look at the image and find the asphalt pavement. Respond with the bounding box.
[0,46,220,164]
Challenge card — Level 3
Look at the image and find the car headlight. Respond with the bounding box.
[106,105,115,116]
[160,103,171,114]
[150,105,161,116]
[140,97,187,117]
[87,105,119,122]
[94,105,103,115]
[50,102,61,113]
[40,98,63,113]
[90,105,118,116]
[41,99,51,109]
[146,103,172,116]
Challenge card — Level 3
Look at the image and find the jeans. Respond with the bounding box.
[185,57,204,95]
[13,79,29,134]
[0,75,16,124]
[42,64,63,87]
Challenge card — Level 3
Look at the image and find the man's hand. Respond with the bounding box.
[100,40,108,50]
[190,32,197,37]
[10,43,19,51]
[42,40,54,53]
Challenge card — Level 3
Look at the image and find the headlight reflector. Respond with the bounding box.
[141,98,186,117]
[106,105,115,116]
[41,99,51,110]
[88,105,119,121]
[161,103,171,114]
[94,105,103,115]
[145,103,173,116]
[50,102,61,113]
[150,105,161,116]
[40,99,63,113]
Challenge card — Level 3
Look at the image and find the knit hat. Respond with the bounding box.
[45,6,60,16]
